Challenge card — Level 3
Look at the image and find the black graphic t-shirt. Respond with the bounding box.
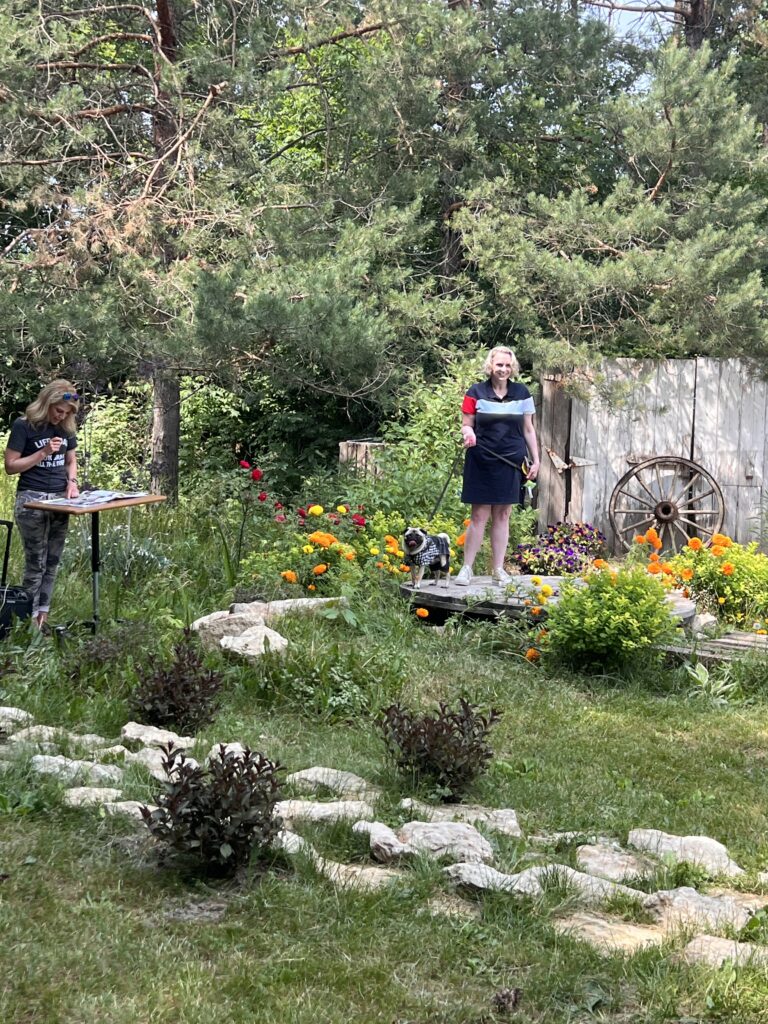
[7,417,77,492]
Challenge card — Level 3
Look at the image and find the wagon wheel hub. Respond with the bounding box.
[608,456,725,553]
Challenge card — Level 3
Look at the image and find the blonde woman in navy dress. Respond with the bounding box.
[455,348,539,585]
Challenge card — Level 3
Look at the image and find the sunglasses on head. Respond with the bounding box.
[60,392,79,401]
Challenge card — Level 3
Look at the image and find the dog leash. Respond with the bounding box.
[428,443,527,520]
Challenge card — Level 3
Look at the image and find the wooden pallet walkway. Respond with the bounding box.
[660,631,768,665]
[400,575,696,625]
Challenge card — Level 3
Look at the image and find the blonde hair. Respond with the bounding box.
[25,379,80,433]
[483,346,520,377]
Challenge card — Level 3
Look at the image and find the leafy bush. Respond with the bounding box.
[377,699,501,802]
[510,521,605,575]
[667,535,768,627]
[130,630,223,735]
[141,743,284,876]
[543,566,677,673]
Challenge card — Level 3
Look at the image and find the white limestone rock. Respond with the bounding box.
[444,862,521,893]
[643,886,753,932]
[231,597,349,622]
[314,856,402,891]
[276,799,375,826]
[220,622,289,660]
[103,801,154,820]
[398,821,494,864]
[576,843,655,883]
[120,722,196,750]
[628,828,745,878]
[100,745,131,759]
[692,612,718,637]
[63,787,123,807]
[682,934,768,968]
[273,830,315,857]
[399,798,522,838]
[554,912,665,955]
[529,831,612,848]
[205,742,248,763]
[30,754,123,787]
[0,707,34,733]
[288,766,380,799]
[353,821,410,860]
[9,725,66,746]
[125,746,199,781]
[445,862,643,903]
[191,611,269,651]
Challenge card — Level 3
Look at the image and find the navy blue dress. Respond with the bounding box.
[461,379,535,505]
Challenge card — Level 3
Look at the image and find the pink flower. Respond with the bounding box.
[239,460,251,468]
[351,513,366,527]
[298,508,307,517]
[258,491,268,502]
[274,501,283,510]
[274,514,287,523]
[251,468,263,481]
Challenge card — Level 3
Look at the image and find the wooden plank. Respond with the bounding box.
[659,630,768,664]
[538,376,570,528]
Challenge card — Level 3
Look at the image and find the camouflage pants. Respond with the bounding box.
[14,490,70,616]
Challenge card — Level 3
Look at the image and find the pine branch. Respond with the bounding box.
[273,22,388,58]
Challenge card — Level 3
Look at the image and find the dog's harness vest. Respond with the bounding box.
[409,535,450,566]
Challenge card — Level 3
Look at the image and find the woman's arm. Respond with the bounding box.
[522,414,540,479]
[4,438,61,477]
[461,413,476,448]
[64,448,79,499]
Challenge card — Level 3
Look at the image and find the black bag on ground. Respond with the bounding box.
[1,519,32,639]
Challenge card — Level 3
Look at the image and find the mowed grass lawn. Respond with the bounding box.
[3,608,768,1023]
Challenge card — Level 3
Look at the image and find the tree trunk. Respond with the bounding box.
[681,0,714,49]
[150,367,180,500]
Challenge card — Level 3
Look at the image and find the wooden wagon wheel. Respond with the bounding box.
[609,456,725,552]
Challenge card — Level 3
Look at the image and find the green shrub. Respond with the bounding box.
[377,699,501,802]
[130,630,223,735]
[141,743,284,876]
[669,538,768,627]
[543,566,677,673]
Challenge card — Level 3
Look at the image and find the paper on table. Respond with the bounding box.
[32,490,150,507]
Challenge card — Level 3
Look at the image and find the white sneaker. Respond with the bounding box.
[492,566,512,586]
[455,565,473,586]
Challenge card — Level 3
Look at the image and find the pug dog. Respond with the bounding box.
[403,527,451,589]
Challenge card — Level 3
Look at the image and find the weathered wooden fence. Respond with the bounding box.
[537,358,768,550]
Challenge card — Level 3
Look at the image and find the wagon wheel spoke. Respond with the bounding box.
[617,515,655,534]
[615,488,655,510]
[633,472,659,504]
[672,520,692,548]
[677,515,716,535]
[677,507,720,517]
[668,470,701,504]
[677,486,717,508]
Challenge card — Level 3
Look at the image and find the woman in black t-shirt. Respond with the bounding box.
[4,380,80,629]
[455,348,539,586]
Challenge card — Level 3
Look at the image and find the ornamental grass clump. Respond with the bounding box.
[141,743,284,877]
[510,521,606,576]
[377,699,501,802]
[543,565,677,673]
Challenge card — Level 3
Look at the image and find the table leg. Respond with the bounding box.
[91,510,100,634]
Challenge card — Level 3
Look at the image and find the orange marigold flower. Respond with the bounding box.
[415,607,429,619]
[308,530,337,548]
[384,535,398,545]
[280,570,298,584]
[537,629,548,641]
[711,545,726,557]
[649,552,661,563]
[681,568,694,581]
[313,563,328,575]
[457,532,466,547]
[634,534,647,545]
[593,558,609,570]
[525,648,540,662]
[376,561,384,568]
[463,517,471,527]
[530,606,542,617]
[399,565,410,573]
[307,584,316,591]
[712,533,732,547]
[682,587,690,598]
[652,538,663,550]
[722,562,735,576]
[344,552,356,561]
[687,537,703,551]
[645,528,659,542]
[647,563,662,574]
[661,562,674,575]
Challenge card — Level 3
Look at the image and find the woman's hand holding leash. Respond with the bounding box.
[461,424,476,448]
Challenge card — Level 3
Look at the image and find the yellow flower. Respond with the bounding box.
[531,576,542,586]
[307,504,324,516]
[718,596,726,604]
[415,607,429,619]
[302,545,314,554]
[336,505,348,514]
[313,563,328,576]
[369,547,380,555]
[757,629,767,635]
[539,584,554,597]
[280,570,298,584]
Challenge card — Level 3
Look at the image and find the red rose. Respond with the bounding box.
[258,491,268,502]
[239,460,251,468]
[274,501,283,510]
[251,468,263,481]
[351,514,366,527]
[298,508,307,517]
